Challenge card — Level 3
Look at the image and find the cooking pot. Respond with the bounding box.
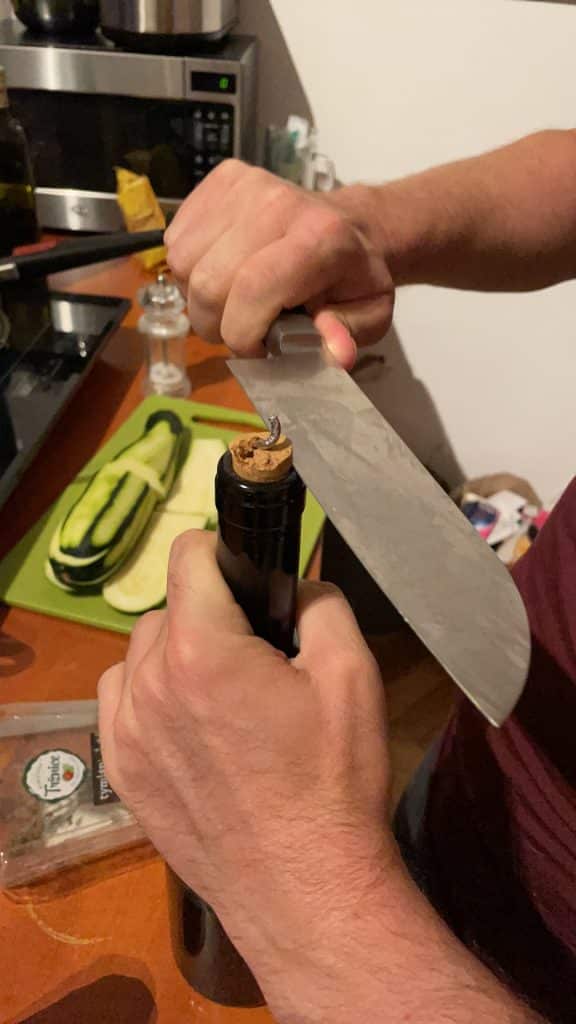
[11,0,100,34]
[100,0,237,50]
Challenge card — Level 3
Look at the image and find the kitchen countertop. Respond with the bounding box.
[0,252,277,1024]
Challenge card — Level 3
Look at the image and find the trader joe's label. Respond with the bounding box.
[23,749,86,802]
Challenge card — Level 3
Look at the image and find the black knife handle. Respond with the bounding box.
[0,230,164,283]
[169,449,306,1007]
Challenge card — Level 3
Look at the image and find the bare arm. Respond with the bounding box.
[363,129,576,291]
[251,849,545,1024]
[165,130,576,364]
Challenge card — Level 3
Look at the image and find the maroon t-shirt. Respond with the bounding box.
[423,477,576,1023]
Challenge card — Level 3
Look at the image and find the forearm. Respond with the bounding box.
[342,129,576,291]
[252,851,544,1024]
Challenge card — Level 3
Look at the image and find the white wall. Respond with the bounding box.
[264,0,576,503]
[237,0,312,162]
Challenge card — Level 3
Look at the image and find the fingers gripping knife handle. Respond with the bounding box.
[169,426,306,1008]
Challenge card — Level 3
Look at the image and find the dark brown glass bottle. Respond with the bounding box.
[0,66,39,258]
[169,443,306,1007]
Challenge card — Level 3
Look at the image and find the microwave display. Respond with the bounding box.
[191,71,237,95]
[11,91,235,199]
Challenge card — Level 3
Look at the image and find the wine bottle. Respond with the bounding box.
[0,65,39,258]
[169,426,306,1007]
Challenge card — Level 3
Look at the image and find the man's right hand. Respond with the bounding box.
[164,160,394,369]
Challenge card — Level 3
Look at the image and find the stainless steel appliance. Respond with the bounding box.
[0,18,257,232]
[100,0,237,48]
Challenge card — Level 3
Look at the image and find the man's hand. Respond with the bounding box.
[98,529,392,974]
[164,160,394,369]
[98,531,545,1024]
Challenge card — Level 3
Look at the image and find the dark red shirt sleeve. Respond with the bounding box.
[423,477,576,1023]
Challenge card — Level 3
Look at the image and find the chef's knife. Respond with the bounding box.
[228,313,530,726]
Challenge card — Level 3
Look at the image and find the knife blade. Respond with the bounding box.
[228,313,530,726]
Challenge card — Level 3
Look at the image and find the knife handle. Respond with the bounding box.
[1,230,164,283]
[265,310,324,357]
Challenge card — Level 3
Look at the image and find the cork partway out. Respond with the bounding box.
[229,419,293,484]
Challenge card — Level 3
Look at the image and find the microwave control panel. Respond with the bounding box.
[191,104,235,185]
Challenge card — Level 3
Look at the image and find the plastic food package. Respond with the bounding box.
[115,166,166,271]
[0,700,145,888]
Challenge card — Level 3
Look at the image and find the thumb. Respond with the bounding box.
[313,310,357,371]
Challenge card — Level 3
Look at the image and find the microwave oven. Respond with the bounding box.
[0,19,257,233]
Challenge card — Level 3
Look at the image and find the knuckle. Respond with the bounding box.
[166,243,189,283]
[318,580,346,602]
[110,711,140,765]
[332,647,374,687]
[131,660,168,716]
[163,626,205,682]
[98,662,122,691]
[232,262,262,304]
[129,609,162,646]
[302,579,347,606]
[220,321,264,355]
[262,179,296,214]
[246,165,277,190]
[188,263,219,308]
[211,157,246,186]
[304,205,348,245]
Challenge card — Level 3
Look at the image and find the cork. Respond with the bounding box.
[229,432,293,483]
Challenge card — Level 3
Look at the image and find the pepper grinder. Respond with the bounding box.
[137,273,191,398]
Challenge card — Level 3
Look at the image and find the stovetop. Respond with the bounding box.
[0,283,129,507]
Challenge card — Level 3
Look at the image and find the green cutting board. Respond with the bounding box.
[0,397,325,635]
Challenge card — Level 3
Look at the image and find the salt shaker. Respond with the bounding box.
[137,273,191,398]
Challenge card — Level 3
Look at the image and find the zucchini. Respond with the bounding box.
[60,411,183,557]
[102,510,207,614]
[49,488,158,588]
[44,560,73,592]
[47,411,186,590]
[164,437,226,526]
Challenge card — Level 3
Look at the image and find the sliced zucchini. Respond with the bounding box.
[44,560,73,592]
[60,413,182,557]
[164,438,226,525]
[102,511,207,614]
[47,411,187,591]
[49,524,104,567]
[49,489,159,588]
